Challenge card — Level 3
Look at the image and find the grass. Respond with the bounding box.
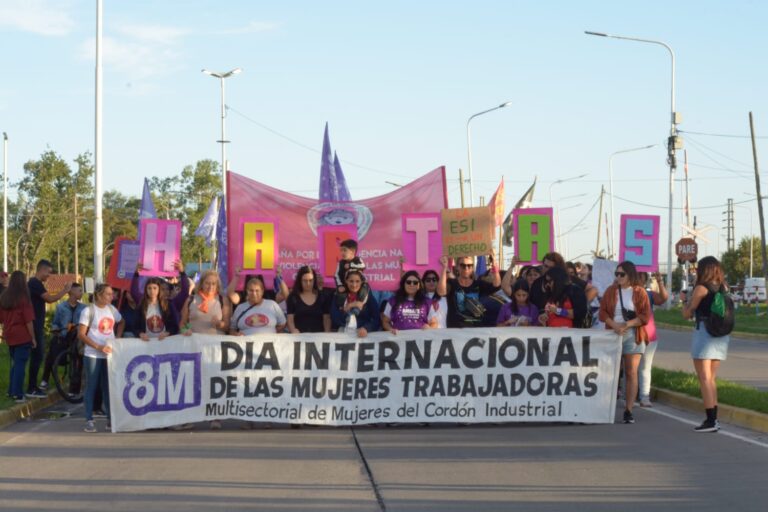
[653,303,767,336]
[652,367,768,415]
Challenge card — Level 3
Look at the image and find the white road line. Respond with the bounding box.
[645,406,768,449]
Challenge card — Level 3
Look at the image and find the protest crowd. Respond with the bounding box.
[0,239,731,435]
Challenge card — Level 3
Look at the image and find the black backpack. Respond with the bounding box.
[704,286,735,337]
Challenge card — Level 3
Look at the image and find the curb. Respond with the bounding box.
[0,390,62,430]
[652,387,768,434]
[655,321,767,341]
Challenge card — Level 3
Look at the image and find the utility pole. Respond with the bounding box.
[749,112,767,278]
[458,168,466,208]
[595,185,605,257]
[724,198,735,252]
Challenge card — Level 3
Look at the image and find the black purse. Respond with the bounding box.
[618,288,637,321]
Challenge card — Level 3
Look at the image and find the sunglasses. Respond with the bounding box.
[405,279,420,285]
[615,271,627,277]
[459,263,474,268]
[423,277,438,283]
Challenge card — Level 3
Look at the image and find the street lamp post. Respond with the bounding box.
[608,144,657,257]
[94,0,104,283]
[466,101,512,207]
[586,30,679,301]
[202,68,242,198]
[549,174,588,253]
[2,132,7,272]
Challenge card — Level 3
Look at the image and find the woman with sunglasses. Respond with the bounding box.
[422,269,447,328]
[682,256,730,432]
[599,261,651,425]
[437,254,501,328]
[382,272,436,335]
[287,266,331,333]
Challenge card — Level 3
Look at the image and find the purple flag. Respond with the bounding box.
[194,195,219,245]
[139,178,157,221]
[318,123,352,201]
[215,196,228,288]
[332,151,352,201]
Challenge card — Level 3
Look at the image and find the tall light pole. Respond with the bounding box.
[586,30,679,301]
[3,132,7,272]
[202,68,242,198]
[608,144,657,257]
[549,174,588,253]
[94,0,104,283]
[466,101,511,207]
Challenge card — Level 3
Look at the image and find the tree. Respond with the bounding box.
[720,236,765,284]
[177,160,221,266]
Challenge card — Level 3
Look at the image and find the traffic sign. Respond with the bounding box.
[675,237,698,260]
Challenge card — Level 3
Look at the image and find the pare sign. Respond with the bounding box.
[675,237,698,261]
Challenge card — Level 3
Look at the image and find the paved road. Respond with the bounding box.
[652,327,768,390]
[1,400,766,511]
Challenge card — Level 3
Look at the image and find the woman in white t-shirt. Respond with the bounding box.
[231,277,286,335]
[78,284,124,433]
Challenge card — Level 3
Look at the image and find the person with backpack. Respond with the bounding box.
[78,283,124,433]
[683,256,734,433]
[0,271,36,403]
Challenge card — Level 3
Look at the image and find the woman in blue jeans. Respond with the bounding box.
[78,284,124,433]
[0,271,36,402]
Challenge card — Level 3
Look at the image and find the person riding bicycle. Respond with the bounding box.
[41,282,85,395]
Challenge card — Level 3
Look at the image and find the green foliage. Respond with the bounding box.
[671,264,684,293]
[652,367,768,414]
[653,303,767,335]
[721,236,765,284]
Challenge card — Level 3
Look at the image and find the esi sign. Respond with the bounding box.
[122,353,201,416]
[618,214,660,272]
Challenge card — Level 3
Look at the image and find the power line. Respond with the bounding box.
[610,192,755,211]
[680,129,768,140]
[685,134,753,170]
[227,106,418,179]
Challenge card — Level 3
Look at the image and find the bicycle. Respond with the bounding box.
[51,338,87,404]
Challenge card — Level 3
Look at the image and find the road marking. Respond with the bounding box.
[645,406,768,449]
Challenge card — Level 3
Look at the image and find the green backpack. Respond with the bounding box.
[704,287,735,337]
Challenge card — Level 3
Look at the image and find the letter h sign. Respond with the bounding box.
[138,219,182,277]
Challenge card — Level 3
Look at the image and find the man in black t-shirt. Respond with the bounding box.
[437,255,501,328]
[27,259,71,397]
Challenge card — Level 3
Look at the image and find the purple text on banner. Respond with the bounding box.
[513,208,554,265]
[402,213,442,272]
[138,219,182,277]
[619,214,660,272]
[317,224,358,288]
[235,217,280,287]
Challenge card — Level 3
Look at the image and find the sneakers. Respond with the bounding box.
[38,380,48,390]
[622,410,635,424]
[25,388,46,399]
[105,422,112,432]
[170,423,195,431]
[14,396,26,404]
[639,399,653,408]
[209,420,222,430]
[93,409,108,418]
[694,419,719,433]
[84,420,97,433]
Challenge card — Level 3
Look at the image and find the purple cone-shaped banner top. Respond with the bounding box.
[318,122,352,202]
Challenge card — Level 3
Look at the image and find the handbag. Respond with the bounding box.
[618,288,637,321]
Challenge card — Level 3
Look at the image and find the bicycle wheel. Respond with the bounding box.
[52,349,85,404]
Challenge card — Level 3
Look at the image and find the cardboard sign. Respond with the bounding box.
[619,214,660,271]
[402,213,442,273]
[233,217,280,287]
[138,219,182,277]
[107,237,140,289]
[317,224,358,288]
[512,208,554,265]
[441,207,493,258]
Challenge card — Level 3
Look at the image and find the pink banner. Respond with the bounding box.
[138,219,182,277]
[401,213,442,273]
[317,224,358,288]
[227,167,447,290]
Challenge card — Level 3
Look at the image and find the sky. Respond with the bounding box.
[1,0,767,271]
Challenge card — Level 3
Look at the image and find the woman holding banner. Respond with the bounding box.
[136,277,179,340]
[130,260,189,335]
[287,266,330,333]
[599,261,651,425]
[231,277,287,335]
[331,270,380,337]
[422,269,447,329]
[78,284,124,433]
[382,271,435,334]
[180,270,231,336]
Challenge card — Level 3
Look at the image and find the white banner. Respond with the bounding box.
[107,328,622,432]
